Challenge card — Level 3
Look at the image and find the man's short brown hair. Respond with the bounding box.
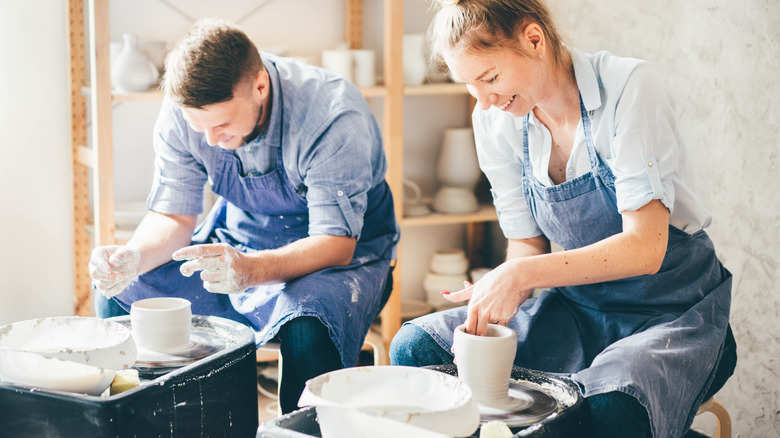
[164,18,263,108]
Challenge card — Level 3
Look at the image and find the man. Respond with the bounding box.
[89,18,398,413]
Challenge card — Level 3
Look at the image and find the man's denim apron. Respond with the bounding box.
[413,97,732,437]
[114,135,397,369]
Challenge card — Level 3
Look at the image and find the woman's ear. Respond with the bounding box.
[521,22,544,53]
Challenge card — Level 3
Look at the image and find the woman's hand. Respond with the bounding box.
[173,243,260,294]
[441,260,534,336]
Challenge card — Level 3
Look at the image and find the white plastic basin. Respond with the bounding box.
[299,366,480,438]
[0,316,136,371]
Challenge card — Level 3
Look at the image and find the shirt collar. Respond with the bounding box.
[527,45,601,126]
[245,54,284,149]
[568,45,602,113]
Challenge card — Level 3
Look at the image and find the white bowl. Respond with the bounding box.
[0,316,137,371]
[0,349,116,395]
[299,366,480,438]
[431,186,479,214]
[423,272,469,308]
[429,248,469,275]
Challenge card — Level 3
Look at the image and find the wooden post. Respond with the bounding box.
[380,0,405,353]
[67,0,92,316]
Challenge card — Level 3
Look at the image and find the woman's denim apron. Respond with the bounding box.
[114,137,397,369]
[412,97,732,437]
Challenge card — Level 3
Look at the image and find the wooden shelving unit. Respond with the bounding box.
[67,0,496,353]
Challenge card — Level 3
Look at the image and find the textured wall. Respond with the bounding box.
[547,1,779,436]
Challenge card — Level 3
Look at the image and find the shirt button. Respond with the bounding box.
[648,161,654,167]
[279,215,284,219]
[337,190,344,196]
[568,168,573,173]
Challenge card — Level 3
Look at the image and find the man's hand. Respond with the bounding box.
[173,243,255,294]
[89,245,141,298]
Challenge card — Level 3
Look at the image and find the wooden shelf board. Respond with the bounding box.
[83,82,468,102]
[401,204,497,227]
[405,83,468,96]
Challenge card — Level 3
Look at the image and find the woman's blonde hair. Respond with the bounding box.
[429,0,565,69]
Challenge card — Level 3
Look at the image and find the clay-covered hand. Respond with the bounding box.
[89,245,141,298]
[441,262,531,336]
[172,243,253,294]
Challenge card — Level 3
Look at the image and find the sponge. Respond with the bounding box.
[480,420,513,438]
[109,369,140,395]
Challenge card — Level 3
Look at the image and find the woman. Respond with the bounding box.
[389,1,736,437]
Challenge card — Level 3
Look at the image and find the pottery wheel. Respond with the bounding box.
[478,380,559,427]
[114,319,227,377]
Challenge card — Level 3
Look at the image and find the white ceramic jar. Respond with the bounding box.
[111,33,159,92]
[402,33,427,86]
[429,248,469,275]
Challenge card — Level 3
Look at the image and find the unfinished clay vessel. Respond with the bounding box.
[453,323,526,410]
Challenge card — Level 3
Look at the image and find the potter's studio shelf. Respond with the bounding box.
[402,204,497,227]
[404,83,468,96]
[81,83,466,102]
[69,0,478,358]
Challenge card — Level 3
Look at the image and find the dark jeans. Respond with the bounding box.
[390,323,736,438]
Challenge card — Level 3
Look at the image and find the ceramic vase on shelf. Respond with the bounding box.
[111,33,159,92]
[402,33,427,86]
[432,127,481,214]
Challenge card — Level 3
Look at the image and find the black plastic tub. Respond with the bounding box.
[258,365,587,438]
[0,315,258,438]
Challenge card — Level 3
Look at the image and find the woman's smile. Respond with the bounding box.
[497,95,516,111]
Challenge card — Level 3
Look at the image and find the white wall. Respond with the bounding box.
[1,0,777,435]
[0,0,74,323]
[549,1,780,436]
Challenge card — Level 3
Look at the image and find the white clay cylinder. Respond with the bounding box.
[130,297,192,354]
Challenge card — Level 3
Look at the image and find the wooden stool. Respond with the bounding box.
[695,397,731,438]
[256,327,387,416]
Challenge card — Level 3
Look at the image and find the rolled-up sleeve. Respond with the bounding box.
[611,64,679,214]
[299,110,374,240]
[474,111,543,240]
[147,98,209,216]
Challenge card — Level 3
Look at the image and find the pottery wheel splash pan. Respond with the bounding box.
[477,381,558,427]
[114,319,226,377]
[0,315,258,438]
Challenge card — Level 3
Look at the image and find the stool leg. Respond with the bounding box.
[709,398,731,438]
[363,330,388,365]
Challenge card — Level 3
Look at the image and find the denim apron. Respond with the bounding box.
[412,97,732,437]
[115,138,397,369]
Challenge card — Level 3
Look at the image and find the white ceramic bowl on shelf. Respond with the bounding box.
[431,186,479,214]
[423,272,469,308]
[429,248,469,275]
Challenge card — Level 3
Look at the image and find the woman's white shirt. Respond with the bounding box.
[473,46,711,240]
